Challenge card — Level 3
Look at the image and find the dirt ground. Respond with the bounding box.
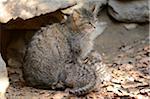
[5,10,150,99]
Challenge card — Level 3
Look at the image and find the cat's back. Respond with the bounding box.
[26,23,71,62]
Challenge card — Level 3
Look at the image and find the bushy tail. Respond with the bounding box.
[69,64,96,96]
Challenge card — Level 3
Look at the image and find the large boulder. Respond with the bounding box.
[0,0,75,64]
[0,54,9,99]
[0,0,76,23]
[108,0,149,23]
[62,0,107,18]
[79,0,107,17]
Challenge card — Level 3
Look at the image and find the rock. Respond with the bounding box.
[140,88,150,94]
[62,0,107,18]
[139,57,150,65]
[106,85,114,92]
[108,0,149,23]
[79,0,107,17]
[123,23,137,30]
[144,46,150,52]
[0,54,9,99]
[111,78,121,84]
[135,95,149,99]
[107,85,128,96]
[128,88,139,95]
[121,81,148,89]
[51,92,69,99]
[119,64,134,71]
[0,0,76,23]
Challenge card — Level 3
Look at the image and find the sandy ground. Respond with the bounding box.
[6,40,150,99]
[5,10,150,99]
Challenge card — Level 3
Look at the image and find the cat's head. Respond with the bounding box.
[71,8,107,40]
[71,8,94,32]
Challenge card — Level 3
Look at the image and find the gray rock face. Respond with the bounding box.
[62,0,107,18]
[0,54,9,99]
[79,0,107,17]
[108,0,149,22]
[0,0,76,23]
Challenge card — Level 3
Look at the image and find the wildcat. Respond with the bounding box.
[23,8,108,96]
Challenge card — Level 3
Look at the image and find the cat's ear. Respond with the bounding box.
[72,9,81,21]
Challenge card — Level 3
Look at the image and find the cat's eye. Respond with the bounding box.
[88,22,95,28]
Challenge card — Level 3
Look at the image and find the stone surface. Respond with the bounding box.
[78,0,107,17]
[62,0,107,18]
[0,54,9,99]
[123,23,137,30]
[0,0,76,23]
[108,0,149,22]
